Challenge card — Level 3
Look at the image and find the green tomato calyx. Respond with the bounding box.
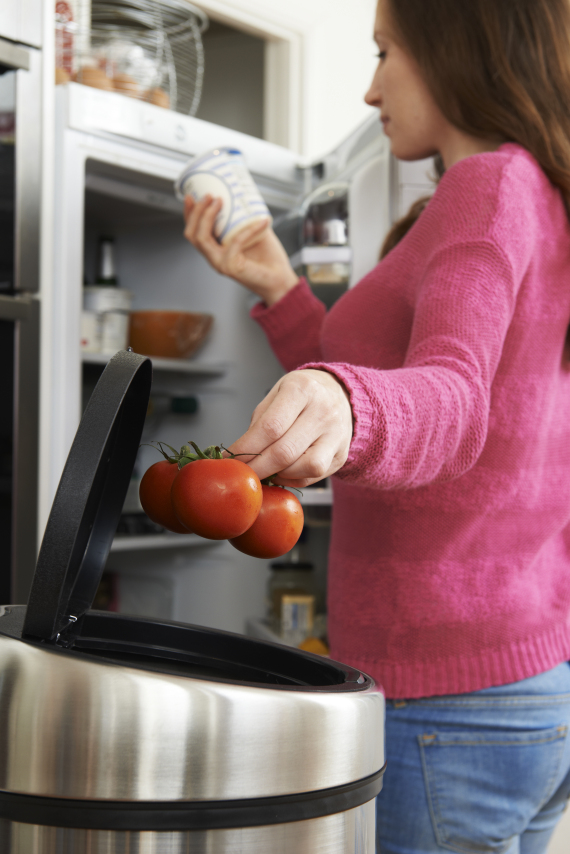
[144,440,260,469]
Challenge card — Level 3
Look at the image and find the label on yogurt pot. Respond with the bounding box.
[175,148,272,246]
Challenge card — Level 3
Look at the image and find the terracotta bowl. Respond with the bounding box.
[128,311,214,359]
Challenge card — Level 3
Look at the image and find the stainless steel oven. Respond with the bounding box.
[0,35,42,604]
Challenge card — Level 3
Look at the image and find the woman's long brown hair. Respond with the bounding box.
[380,0,570,263]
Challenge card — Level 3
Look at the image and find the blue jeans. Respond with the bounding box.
[376,662,570,854]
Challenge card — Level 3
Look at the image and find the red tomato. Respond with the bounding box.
[139,461,190,534]
[229,484,304,559]
[171,458,262,540]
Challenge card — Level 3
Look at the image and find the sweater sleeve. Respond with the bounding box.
[250,278,326,371]
[302,239,520,490]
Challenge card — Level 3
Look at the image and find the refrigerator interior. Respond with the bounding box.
[47,83,433,642]
[48,83,340,639]
[83,164,325,634]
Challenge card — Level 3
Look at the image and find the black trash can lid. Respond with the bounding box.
[22,350,152,642]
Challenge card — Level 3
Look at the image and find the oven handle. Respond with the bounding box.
[0,37,31,73]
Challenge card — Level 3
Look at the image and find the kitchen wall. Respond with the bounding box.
[293,0,379,158]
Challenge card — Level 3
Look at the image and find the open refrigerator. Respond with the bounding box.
[45,80,432,645]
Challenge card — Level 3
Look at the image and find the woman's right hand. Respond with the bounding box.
[183,195,299,306]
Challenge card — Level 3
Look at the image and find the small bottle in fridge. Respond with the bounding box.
[96,236,119,286]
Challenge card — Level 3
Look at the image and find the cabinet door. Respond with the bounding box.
[0,0,42,49]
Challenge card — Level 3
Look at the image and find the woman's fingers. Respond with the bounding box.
[183,193,208,239]
[259,421,342,484]
[183,195,195,222]
[183,195,225,268]
[226,382,299,470]
[183,194,208,244]
[269,434,343,487]
[186,195,219,244]
[195,196,222,245]
[228,370,353,483]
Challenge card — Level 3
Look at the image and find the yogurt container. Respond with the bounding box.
[175,147,272,247]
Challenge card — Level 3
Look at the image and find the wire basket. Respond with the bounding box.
[55,0,208,116]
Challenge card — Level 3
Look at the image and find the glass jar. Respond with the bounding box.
[267,562,315,633]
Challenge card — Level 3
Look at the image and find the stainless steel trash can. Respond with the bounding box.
[0,351,386,854]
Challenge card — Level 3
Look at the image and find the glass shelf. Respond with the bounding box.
[110,534,224,552]
[82,351,228,377]
[298,487,332,506]
[245,617,295,647]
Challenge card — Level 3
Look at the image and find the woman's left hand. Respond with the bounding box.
[227,370,354,486]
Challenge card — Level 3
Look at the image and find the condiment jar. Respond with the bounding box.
[267,562,315,632]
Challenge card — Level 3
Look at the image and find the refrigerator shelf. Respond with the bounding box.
[245,617,295,647]
[298,487,332,506]
[110,534,223,552]
[82,351,228,377]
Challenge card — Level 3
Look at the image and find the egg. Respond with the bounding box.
[112,73,140,98]
[75,66,114,91]
[143,87,170,109]
[55,66,70,85]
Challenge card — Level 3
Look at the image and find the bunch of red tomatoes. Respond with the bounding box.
[139,442,304,559]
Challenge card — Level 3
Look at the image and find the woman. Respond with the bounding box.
[183,0,570,850]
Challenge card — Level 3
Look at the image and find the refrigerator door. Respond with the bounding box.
[0,38,42,604]
[0,39,42,295]
[0,1,42,51]
[0,295,40,604]
[275,113,392,297]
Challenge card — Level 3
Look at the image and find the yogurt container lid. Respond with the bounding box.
[174,147,244,200]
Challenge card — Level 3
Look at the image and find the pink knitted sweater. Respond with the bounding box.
[251,143,570,699]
